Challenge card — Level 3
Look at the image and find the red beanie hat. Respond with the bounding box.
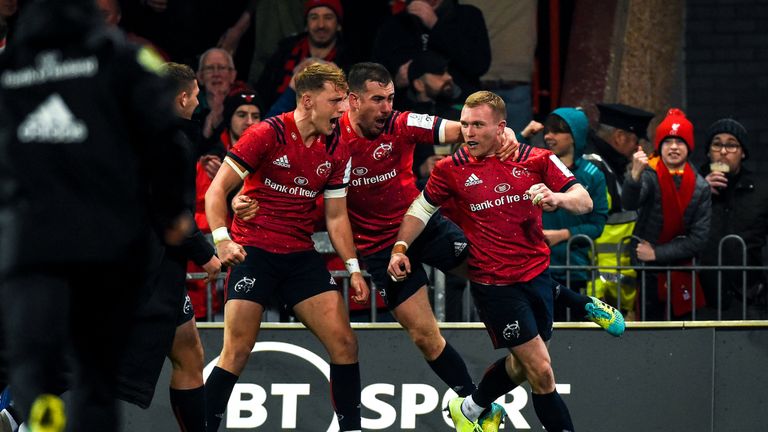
[654,108,694,152]
[304,0,343,22]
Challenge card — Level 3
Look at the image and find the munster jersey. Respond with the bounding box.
[424,144,578,285]
[342,110,446,255]
[227,112,351,253]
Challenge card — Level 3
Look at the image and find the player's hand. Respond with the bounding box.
[527,183,559,211]
[231,195,259,220]
[216,239,247,266]
[636,240,656,262]
[200,155,222,179]
[631,145,649,181]
[496,127,519,161]
[202,255,222,283]
[387,253,411,282]
[350,272,370,304]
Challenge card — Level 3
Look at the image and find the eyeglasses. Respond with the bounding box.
[710,142,741,153]
[201,65,233,74]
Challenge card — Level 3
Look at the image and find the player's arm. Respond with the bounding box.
[442,120,519,160]
[387,192,438,281]
[205,156,248,266]
[325,195,370,304]
[528,182,593,215]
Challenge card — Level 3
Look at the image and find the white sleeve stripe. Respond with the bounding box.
[224,156,249,180]
[406,192,438,225]
[324,188,347,199]
[438,119,447,144]
[342,157,352,184]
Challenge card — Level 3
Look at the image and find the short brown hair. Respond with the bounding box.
[465,91,506,122]
[161,62,197,94]
[294,63,348,97]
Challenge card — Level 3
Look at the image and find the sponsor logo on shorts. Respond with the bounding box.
[234,276,256,293]
[503,321,520,340]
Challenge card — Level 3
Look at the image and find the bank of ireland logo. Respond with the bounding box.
[503,321,520,340]
[234,276,256,293]
[352,167,368,176]
[203,342,338,431]
[372,142,393,160]
[294,176,309,186]
[316,161,332,177]
[494,183,511,193]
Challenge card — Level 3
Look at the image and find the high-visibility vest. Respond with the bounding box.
[587,210,638,311]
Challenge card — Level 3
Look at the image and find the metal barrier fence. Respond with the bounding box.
[188,233,767,322]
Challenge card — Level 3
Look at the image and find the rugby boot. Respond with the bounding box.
[585,296,625,337]
[477,402,506,432]
[447,397,482,432]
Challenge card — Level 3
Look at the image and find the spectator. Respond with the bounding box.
[0,0,191,430]
[0,0,19,53]
[255,0,351,109]
[404,50,462,189]
[372,0,490,106]
[463,0,537,133]
[195,48,247,139]
[583,103,655,316]
[526,108,609,321]
[699,118,768,315]
[622,108,711,319]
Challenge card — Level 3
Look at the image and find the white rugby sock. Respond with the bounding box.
[461,395,485,421]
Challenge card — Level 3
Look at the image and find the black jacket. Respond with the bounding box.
[699,166,768,297]
[373,0,490,101]
[0,0,190,273]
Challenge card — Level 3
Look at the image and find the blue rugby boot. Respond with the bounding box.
[477,402,506,432]
[585,296,625,336]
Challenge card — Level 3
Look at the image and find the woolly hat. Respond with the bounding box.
[223,90,262,128]
[705,118,749,159]
[654,108,694,152]
[304,0,343,22]
[551,107,589,158]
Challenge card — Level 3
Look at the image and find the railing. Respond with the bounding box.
[188,233,767,322]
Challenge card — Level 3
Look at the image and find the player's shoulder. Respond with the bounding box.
[514,143,556,164]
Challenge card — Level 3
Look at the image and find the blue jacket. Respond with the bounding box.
[541,108,609,282]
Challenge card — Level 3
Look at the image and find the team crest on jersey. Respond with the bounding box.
[511,167,529,178]
[372,142,393,160]
[503,321,521,340]
[234,276,256,293]
[291,132,298,141]
[316,161,332,177]
[494,183,511,193]
[352,167,368,176]
[294,176,309,186]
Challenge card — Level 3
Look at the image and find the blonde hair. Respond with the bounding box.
[295,63,348,96]
[465,91,506,122]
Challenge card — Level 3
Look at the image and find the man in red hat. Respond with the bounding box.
[623,108,712,320]
[255,0,351,110]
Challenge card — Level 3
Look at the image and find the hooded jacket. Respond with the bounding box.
[542,108,609,282]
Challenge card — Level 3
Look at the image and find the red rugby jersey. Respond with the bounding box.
[424,144,578,285]
[228,112,351,253]
[342,110,446,255]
